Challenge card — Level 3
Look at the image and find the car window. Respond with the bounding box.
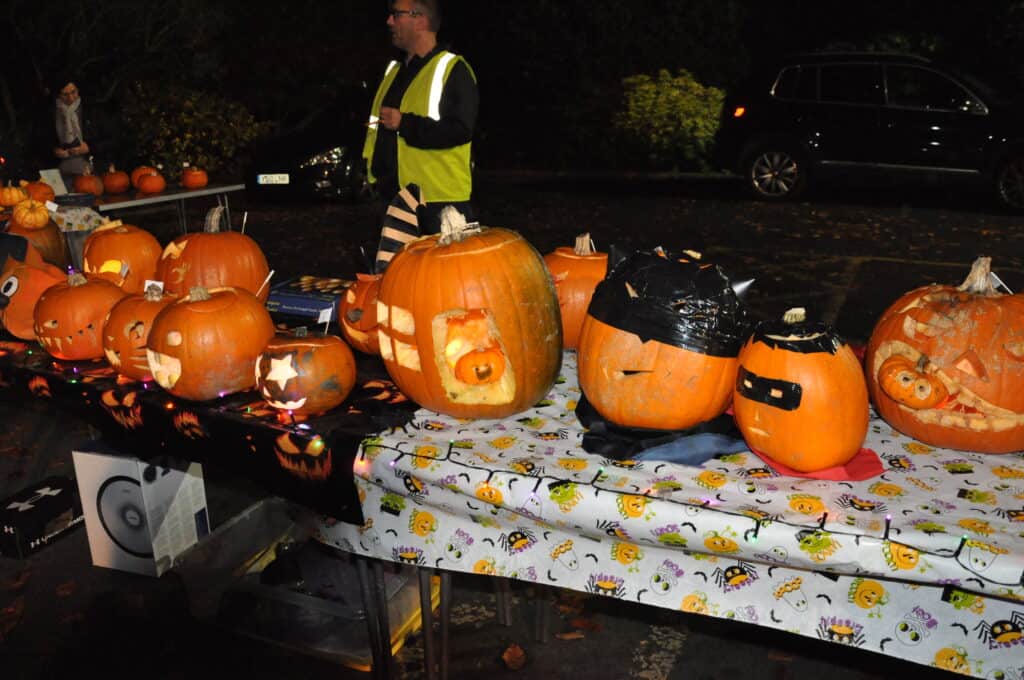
[886,65,987,114]
[819,64,883,105]
[773,65,818,101]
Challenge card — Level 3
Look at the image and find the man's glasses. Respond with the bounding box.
[388,9,420,19]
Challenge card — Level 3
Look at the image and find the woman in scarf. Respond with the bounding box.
[53,80,91,184]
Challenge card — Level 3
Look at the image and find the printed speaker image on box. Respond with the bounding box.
[73,445,210,577]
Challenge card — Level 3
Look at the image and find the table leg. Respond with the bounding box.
[176,199,187,233]
[371,560,397,678]
[534,584,550,644]
[418,567,438,680]
[439,571,451,680]
[223,194,233,228]
[356,556,392,680]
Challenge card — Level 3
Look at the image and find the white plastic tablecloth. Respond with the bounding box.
[317,351,1024,678]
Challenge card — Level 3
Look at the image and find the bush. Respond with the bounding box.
[613,69,725,171]
[121,81,270,176]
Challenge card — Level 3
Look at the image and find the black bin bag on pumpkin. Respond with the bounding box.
[575,247,753,461]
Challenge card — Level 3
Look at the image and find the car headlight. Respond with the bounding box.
[300,146,347,169]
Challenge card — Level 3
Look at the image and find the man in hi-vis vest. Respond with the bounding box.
[364,0,478,271]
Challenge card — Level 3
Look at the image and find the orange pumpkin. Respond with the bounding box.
[156,206,271,301]
[82,221,162,294]
[865,257,1024,453]
[33,273,127,360]
[102,165,131,194]
[181,165,209,190]
[136,171,166,194]
[0,235,65,340]
[577,251,750,430]
[0,182,28,208]
[131,165,158,188]
[146,285,275,401]
[19,180,55,203]
[732,308,869,472]
[543,232,608,349]
[9,199,51,230]
[255,329,357,415]
[339,272,381,354]
[72,172,104,197]
[7,220,69,269]
[376,208,562,419]
[102,285,176,381]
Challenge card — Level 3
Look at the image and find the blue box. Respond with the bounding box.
[264,275,352,322]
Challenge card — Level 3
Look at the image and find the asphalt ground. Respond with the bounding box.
[3,171,1018,679]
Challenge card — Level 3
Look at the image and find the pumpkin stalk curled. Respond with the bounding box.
[956,256,999,297]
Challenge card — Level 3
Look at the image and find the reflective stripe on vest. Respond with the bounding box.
[427,53,456,120]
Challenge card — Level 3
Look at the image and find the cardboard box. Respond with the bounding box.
[264,275,351,322]
[72,445,210,577]
[0,475,84,559]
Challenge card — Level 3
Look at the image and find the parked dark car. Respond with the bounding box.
[713,52,1024,211]
[244,87,375,203]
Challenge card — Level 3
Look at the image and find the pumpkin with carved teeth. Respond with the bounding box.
[255,329,356,415]
[865,257,1024,453]
[102,284,176,381]
[33,273,128,360]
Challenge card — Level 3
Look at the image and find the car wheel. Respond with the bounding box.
[743,146,806,201]
[995,155,1024,212]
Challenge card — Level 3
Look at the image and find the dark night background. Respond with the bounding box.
[3,0,1024,174]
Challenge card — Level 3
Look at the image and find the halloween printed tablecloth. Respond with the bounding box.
[316,351,1024,679]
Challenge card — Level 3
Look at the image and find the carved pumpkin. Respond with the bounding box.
[9,199,50,230]
[255,329,356,415]
[7,220,68,269]
[131,165,158,188]
[732,308,869,472]
[146,285,275,401]
[377,208,562,419]
[102,165,131,194]
[0,182,28,207]
[136,171,166,194]
[181,165,208,190]
[577,250,750,430]
[543,232,608,349]
[72,172,104,197]
[274,432,332,480]
[19,180,55,203]
[865,257,1024,453]
[33,273,127,360]
[102,284,176,381]
[0,235,65,340]
[82,221,162,294]
[156,206,271,302]
[339,272,381,354]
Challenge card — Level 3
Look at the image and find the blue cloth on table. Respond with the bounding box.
[633,432,749,465]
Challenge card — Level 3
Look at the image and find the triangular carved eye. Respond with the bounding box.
[953,349,987,381]
[274,432,301,454]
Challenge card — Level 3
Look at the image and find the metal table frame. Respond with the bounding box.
[94,183,245,233]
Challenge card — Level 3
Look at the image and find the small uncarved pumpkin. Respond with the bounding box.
[732,308,869,472]
[543,232,608,349]
[146,285,276,401]
[82,221,162,294]
[102,284,176,381]
[73,172,104,197]
[155,206,271,301]
[33,273,127,360]
[0,183,28,208]
[865,257,1024,453]
[102,165,131,194]
[181,165,209,190]
[131,165,158,188]
[0,237,65,340]
[10,199,51,230]
[255,329,357,415]
[339,272,382,354]
[136,171,166,194]
[19,180,55,203]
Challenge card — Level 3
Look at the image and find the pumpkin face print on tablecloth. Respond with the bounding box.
[865,257,1024,453]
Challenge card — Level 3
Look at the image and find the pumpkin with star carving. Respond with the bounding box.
[255,329,357,415]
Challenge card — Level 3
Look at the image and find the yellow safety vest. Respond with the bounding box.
[363,51,475,203]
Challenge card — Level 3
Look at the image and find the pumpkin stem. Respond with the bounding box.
[956,256,999,296]
[438,206,482,244]
[144,283,164,301]
[94,218,124,233]
[782,307,806,324]
[67,272,87,287]
[574,233,596,256]
[189,286,211,301]
[204,206,227,233]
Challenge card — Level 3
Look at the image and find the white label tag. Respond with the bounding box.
[144,280,165,294]
[317,307,333,324]
[45,200,59,212]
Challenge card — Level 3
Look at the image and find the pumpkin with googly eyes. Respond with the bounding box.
[865,257,1024,453]
[33,273,127,360]
[255,330,357,415]
[0,238,65,340]
[146,286,275,401]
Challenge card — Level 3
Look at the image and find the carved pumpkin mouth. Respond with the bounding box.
[146,349,181,390]
[873,341,1024,433]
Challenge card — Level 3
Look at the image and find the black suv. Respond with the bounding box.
[713,52,1024,211]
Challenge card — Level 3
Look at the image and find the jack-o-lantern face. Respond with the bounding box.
[146,286,275,401]
[850,579,887,609]
[100,388,144,429]
[866,258,1024,453]
[103,286,175,381]
[274,432,332,480]
[376,215,562,419]
[732,309,869,472]
[0,236,65,341]
[339,273,381,354]
[33,274,128,361]
[82,222,162,294]
[577,251,750,431]
[255,332,357,416]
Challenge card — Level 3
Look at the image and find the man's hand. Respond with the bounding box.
[379,106,402,131]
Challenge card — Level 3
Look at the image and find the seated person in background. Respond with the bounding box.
[53,79,97,187]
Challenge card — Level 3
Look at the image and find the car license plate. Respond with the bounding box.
[257,173,290,185]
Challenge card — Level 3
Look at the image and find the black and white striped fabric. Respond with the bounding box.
[374,183,424,274]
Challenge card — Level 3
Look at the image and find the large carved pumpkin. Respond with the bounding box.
[733,308,869,472]
[102,284,176,381]
[0,234,65,340]
[339,273,381,354]
[147,286,275,401]
[577,250,750,430]
[82,221,162,294]
[543,232,608,349]
[865,257,1024,453]
[377,208,562,419]
[156,207,271,302]
[33,273,127,360]
[255,329,357,415]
